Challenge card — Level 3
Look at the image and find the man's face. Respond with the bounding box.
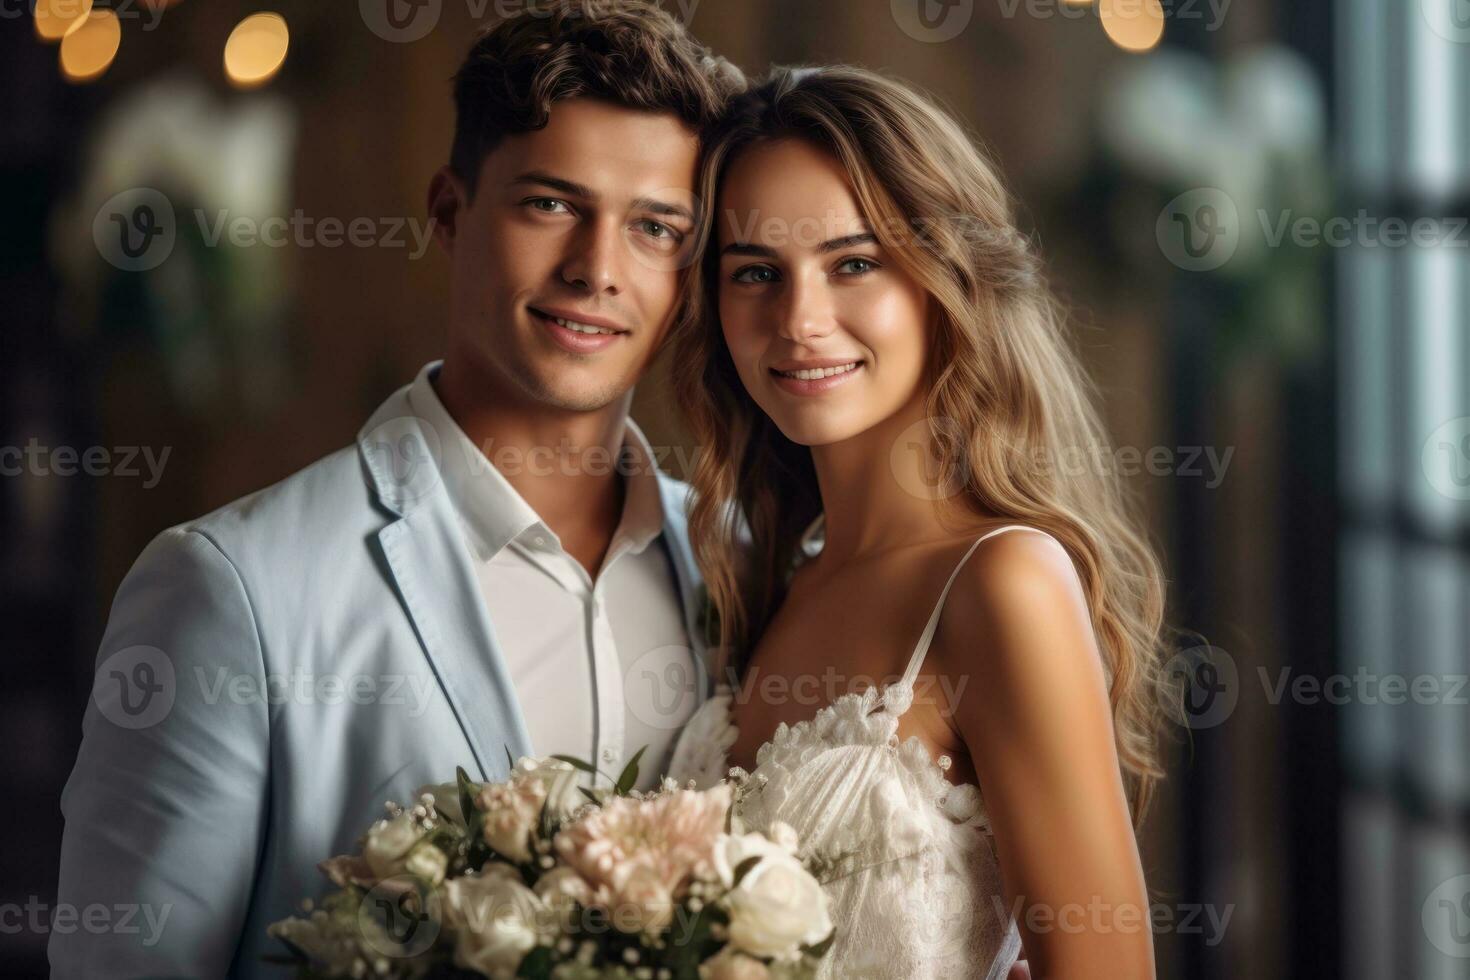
[431,97,702,412]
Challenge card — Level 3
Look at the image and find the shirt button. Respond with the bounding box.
[601,747,618,764]
[532,534,547,548]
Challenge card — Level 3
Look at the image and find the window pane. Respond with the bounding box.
[1413,826,1470,979]
[1406,0,1470,198]
[1340,528,1399,780]
[1401,544,1469,807]
[1405,240,1469,533]
[1342,792,1398,980]
[1338,244,1396,513]
[1336,0,1392,190]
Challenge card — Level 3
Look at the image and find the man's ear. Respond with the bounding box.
[426,166,468,256]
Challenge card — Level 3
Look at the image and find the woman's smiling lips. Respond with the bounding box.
[529,305,630,354]
[769,357,866,395]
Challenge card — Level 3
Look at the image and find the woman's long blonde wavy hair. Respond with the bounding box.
[672,66,1173,824]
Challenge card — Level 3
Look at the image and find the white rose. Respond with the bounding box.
[716,833,831,961]
[765,821,800,855]
[512,757,583,824]
[480,787,542,864]
[443,869,547,979]
[363,812,423,880]
[404,842,448,886]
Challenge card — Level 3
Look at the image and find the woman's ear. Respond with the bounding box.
[426,165,467,256]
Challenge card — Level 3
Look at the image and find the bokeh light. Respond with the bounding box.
[224,12,290,89]
[58,8,121,83]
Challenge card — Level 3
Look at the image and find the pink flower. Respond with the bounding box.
[554,784,731,935]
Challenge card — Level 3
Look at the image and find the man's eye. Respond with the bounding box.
[526,198,570,214]
[835,256,879,275]
[636,219,682,242]
[732,265,779,284]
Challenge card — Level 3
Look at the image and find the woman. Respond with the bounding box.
[666,66,1173,979]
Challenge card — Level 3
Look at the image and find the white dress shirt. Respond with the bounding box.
[406,362,697,789]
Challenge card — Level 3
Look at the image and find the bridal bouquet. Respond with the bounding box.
[268,751,833,979]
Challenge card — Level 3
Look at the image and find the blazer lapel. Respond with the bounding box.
[656,474,714,703]
[358,397,533,782]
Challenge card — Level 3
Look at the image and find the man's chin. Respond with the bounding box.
[518,364,634,414]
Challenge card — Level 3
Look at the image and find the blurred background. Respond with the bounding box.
[2,0,1467,976]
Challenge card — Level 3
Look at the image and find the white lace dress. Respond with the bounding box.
[667,526,1045,980]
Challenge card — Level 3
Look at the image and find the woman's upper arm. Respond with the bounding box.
[935,530,1154,979]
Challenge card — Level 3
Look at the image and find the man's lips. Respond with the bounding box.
[528,305,630,335]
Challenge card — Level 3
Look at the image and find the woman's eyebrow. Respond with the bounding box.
[817,231,876,252]
[721,242,777,258]
[721,231,876,258]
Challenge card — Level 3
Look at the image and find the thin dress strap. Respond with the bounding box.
[898,525,1052,688]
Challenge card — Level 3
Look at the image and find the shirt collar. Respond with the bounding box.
[406,360,666,563]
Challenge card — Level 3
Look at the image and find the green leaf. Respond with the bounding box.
[549,753,600,775]
[456,766,479,825]
[504,745,515,771]
[801,928,836,958]
[578,786,601,806]
[516,944,554,979]
[730,855,761,888]
[614,745,648,796]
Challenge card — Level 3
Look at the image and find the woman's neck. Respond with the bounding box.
[807,393,989,567]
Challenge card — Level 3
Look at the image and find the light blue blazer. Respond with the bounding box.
[50,376,710,978]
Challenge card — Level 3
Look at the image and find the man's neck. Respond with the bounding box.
[433,357,632,577]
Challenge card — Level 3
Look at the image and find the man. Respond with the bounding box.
[51,3,743,975]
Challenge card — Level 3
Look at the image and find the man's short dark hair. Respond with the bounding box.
[450,0,744,194]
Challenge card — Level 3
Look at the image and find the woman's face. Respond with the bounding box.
[715,138,931,447]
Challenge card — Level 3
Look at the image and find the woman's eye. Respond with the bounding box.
[732,265,779,284]
[526,198,570,214]
[835,256,879,275]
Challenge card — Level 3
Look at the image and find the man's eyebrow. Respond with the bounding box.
[508,171,596,199]
[632,196,696,223]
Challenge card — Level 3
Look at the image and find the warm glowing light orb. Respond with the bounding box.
[59,8,121,83]
[224,12,290,89]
